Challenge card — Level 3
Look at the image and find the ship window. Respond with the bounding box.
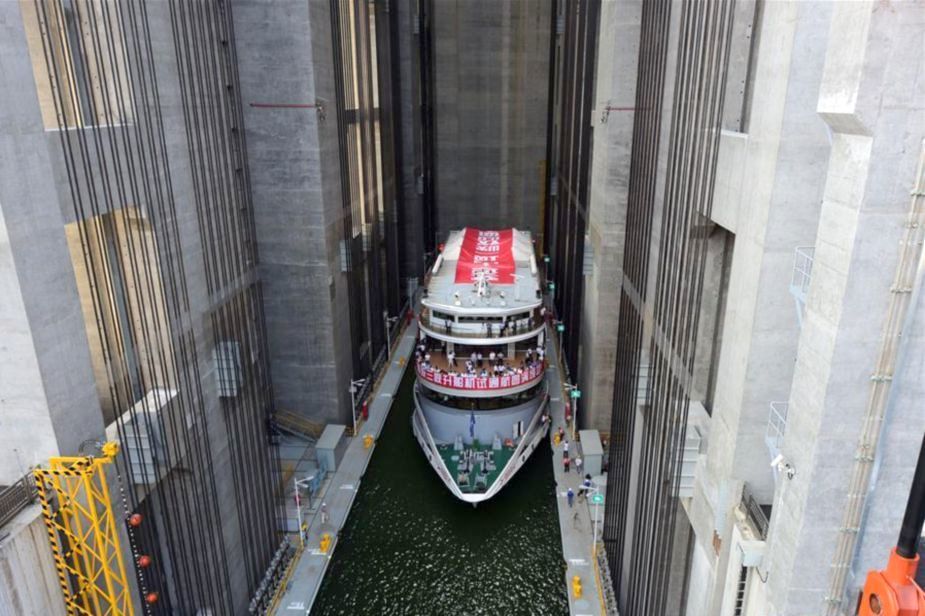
[457,315,503,323]
[432,310,455,321]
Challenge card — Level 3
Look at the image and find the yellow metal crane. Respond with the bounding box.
[33,442,134,616]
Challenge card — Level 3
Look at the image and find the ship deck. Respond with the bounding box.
[421,349,540,372]
[436,442,516,494]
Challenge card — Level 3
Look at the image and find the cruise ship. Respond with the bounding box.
[411,228,550,504]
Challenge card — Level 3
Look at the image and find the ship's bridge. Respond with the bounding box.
[421,228,545,345]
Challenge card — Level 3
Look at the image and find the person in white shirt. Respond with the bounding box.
[448,350,456,366]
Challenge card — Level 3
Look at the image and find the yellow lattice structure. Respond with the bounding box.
[33,442,134,616]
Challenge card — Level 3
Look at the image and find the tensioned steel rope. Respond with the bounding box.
[603,1,735,614]
[30,0,282,612]
[604,0,672,601]
[549,0,598,376]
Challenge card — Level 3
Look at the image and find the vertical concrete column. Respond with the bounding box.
[764,2,925,613]
[232,0,351,423]
[577,0,641,434]
[0,1,104,482]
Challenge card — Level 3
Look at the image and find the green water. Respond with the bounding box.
[311,370,568,616]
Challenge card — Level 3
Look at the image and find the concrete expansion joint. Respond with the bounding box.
[890,286,913,293]
[868,374,892,382]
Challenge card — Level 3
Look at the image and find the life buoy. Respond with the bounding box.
[504,438,514,448]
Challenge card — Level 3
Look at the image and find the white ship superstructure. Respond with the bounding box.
[411,228,550,504]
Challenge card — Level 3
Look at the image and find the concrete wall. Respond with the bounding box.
[0,506,66,615]
[681,2,834,613]
[765,2,925,612]
[432,0,551,236]
[1,0,285,610]
[577,0,640,434]
[233,0,353,424]
[0,1,107,484]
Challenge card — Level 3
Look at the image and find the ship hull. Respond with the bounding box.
[412,383,549,504]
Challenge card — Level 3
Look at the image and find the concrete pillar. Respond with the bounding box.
[578,0,641,434]
[764,1,925,612]
[232,0,353,424]
[0,0,106,484]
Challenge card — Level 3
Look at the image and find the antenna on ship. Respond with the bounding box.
[474,269,490,300]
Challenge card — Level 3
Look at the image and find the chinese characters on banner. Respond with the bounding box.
[418,363,543,391]
[454,228,516,284]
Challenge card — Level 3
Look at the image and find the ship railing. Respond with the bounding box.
[419,306,546,339]
[415,361,545,392]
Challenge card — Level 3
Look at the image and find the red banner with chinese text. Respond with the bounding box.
[417,363,544,391]
[454,228,516,284]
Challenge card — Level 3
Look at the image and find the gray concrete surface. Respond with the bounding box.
[432,0,551,236]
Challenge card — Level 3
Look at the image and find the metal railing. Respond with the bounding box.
[415,361,545,392]
[790,246,815,301]
[595,540,621,615]
[0,474,37,529]
[765,401,789,454]
[351,294,415,420]
[741,484,770,540]
[419,306,545,339]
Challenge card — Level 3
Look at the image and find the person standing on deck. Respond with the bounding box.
[567,487,574,508]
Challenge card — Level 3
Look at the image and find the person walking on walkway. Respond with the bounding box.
[574,456,583,475]
[567,487,574,508]
[563,440,570,458]
[320,502,329,525]
[564,455,571,473]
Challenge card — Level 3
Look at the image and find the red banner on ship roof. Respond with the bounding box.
[454,228,516,284]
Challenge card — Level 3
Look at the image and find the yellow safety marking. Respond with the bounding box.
[33,443,134,615]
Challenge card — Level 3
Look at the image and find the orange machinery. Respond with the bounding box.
[859,434,925,615]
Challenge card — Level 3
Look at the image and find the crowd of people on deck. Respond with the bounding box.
[414,335,546,382]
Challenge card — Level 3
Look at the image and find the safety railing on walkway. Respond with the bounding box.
[790,246,815,327]
[351,295,415,422]
[0,474,37,529]
[765,401,789,460]
[594,540,620,615]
